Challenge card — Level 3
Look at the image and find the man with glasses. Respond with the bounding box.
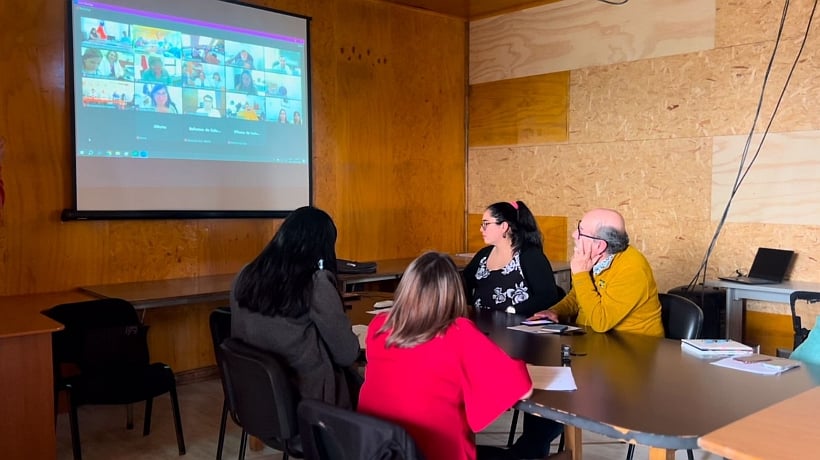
[528,208,664,337]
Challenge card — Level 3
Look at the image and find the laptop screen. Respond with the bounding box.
[748,248,794,281]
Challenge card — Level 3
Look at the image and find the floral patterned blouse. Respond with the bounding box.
[471,252,530,312]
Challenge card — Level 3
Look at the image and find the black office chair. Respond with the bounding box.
[507,286,567,451]
[219,337,303,459]
[790,291,820,349]
[660,292,704,340]
[209,307,233,460]
[626,293,702,460]
[297,399,424,460]
[43,298,186,460]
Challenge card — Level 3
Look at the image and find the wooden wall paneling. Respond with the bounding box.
[1,0,467,295]
[332,1,466,260]
[745,310,795,356]
[466,213,566,262]
[195,219,277,276]
[384,7,466,256]
[712,132,820,225]
[0,333,57,460]
[379,0,562,20]
[469,0,715,84]
[468,72,569,147]
[142,301,225,373]
[333,0,396,260]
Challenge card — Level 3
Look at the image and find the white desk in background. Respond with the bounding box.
[705,280,820,342]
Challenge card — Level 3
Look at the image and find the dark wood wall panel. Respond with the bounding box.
[0,0,466,297]
[332,1,466,260]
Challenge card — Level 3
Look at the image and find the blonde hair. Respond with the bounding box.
[379,252,470,348]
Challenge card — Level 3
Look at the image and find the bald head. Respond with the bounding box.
[581,208,629,253]
[585,208,625,233]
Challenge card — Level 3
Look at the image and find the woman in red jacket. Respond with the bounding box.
[359,252,533,460]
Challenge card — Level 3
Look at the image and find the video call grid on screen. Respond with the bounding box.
[72,0,309,165]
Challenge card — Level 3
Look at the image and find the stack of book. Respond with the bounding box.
[681,339,754,358]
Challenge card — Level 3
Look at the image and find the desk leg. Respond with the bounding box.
[647,447,675,460]
[724,288,744,341]
[564,425,582,460]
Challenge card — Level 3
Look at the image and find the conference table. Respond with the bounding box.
[705,279,820,341]
[471,309,820,460]
[698,385,820,459]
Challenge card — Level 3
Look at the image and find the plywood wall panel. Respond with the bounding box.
[469,72,568,147]
[712,132,820,225]
[470,0,714,84]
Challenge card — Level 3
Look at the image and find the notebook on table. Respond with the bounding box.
[718,247,794,285]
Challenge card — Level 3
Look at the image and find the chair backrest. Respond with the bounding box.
[43,298,149,372]
[209,307,232,354]
[219,337,300,452]
[659,293,703,340]
[297,399,424,460]
[209,308,234,413]
[790,291,820,349]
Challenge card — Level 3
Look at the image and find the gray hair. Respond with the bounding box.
[598,225,629,254]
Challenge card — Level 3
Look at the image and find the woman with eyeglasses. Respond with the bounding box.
[462,200,564,460]
[463,200,560,317]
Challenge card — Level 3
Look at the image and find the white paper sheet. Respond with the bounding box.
[507,324,582,334]
[526,365,577,391]
[351,324,368,349]
[710,356,800,375]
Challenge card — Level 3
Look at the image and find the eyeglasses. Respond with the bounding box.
[576,220,608,243]
[480,220,502,230]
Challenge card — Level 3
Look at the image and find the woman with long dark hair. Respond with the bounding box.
[462,200,563,459]
[230,206,360,408]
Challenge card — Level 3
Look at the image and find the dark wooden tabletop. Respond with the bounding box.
[471,309,820,450]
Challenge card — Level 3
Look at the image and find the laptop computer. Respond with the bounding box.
[718,247,794,285]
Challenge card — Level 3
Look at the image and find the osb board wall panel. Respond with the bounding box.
[468,138,714,294]
[468,72,569,147]
[469,0,715,84]
[712,132,820,225]
[0,0,465,296]
[466,213,567,262]
[467,0,820,331]
[332,1,466,260]
[715,0,820,50]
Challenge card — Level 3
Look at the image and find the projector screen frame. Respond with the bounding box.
[63,0,313,221]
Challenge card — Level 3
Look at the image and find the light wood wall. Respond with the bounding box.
[467,0,820,349]
[0,0,465,373]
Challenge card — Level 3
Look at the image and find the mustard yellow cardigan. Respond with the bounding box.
[549,246,664,337]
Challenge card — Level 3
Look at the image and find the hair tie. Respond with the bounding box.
[509,201,519,210]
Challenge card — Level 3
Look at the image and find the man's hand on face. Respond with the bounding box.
[570,238,604,274]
